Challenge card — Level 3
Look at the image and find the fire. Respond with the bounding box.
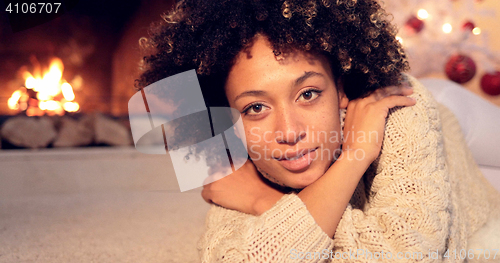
[61,83,75,101]
[8,57,80,116]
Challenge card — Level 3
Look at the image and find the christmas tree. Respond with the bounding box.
[383,0,500,97]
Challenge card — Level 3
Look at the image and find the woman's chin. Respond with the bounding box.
[255,158,330,189]
[283,171,324,190]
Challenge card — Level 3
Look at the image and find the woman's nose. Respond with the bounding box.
[274,108,306,145]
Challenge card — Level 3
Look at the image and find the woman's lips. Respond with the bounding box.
[277,148,318,172]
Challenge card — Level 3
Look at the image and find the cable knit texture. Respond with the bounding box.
[197,74,500,262]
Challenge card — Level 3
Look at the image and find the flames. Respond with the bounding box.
[8,57,80,116]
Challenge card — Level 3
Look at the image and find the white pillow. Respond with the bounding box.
[419,78,500,168]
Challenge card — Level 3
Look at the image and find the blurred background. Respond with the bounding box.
[0,0,499,149]
[0,0,499,262]
[384,0,500,105]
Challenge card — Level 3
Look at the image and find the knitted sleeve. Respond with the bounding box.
[330,74,452,262]
[197,194,335,262]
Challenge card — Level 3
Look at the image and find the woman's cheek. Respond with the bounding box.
[248,144,263,161]
[245,127,268,154]
[247,126,263,144]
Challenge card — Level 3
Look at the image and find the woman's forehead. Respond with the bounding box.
[226,35,334,89]
[234,35,329,66]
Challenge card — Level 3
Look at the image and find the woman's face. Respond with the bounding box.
[225,35,348,189]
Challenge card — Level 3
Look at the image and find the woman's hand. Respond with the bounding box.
[341,84,416,165]
[201,159,285,215]
[296,83,416,238]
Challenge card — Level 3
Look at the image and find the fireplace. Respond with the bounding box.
[0,2,209,261]
[0,0,176,149]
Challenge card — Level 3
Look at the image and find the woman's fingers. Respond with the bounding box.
[202,171,228,204]
[374,95,416,113]
[363,84,413,103]
[202,172,226,204]
[201,187,212,204]
[381,82,412,95]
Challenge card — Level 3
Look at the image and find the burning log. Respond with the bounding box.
[7,57,80,117]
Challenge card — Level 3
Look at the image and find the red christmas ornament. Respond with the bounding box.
[445,54,477,84]
[462,20,475,32]
[480,71,500,96]
[405,15,425,34]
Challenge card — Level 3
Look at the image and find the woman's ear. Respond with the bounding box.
[339,92,348,109]
[336,77,349,109]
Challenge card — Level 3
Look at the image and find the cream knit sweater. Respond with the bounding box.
[197,74,500,262]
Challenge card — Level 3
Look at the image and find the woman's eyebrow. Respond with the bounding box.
[233,71,324,103]
[294,71,324,87]
[234,90,268,103]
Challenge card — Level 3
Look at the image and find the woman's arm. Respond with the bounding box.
[326,75,452,260]
[296,84,417,237]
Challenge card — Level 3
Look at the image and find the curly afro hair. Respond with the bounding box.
[136,0,409,104]
[134,0,410,171]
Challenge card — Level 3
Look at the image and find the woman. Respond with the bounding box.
[136,0,500,262]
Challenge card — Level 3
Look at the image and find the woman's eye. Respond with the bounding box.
[297,89,322,102]
[242,103,268,115]
[250,104,263,113]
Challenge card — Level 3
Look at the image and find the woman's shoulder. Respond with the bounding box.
[361,73,447,196]
[382,73,442,151]
[339,73,441,147]
[382,73,443,156]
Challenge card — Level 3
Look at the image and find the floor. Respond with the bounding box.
[0,147,210,263]
[0,191,209,263]
[0,147,498,263]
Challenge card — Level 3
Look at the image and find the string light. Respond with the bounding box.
[442,23,453,34]
[396,36,404,44]
[417,9,429,20]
